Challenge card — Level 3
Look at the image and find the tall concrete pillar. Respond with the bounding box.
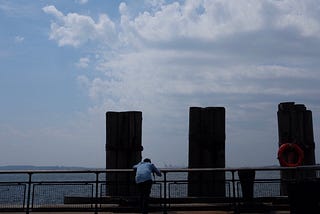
[188,107,226,197]
[105,111,143,196]
[277,102,316,195]
[277,102,316,165]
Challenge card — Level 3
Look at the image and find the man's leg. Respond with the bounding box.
[141,180,153,214]
[137,182,143,211]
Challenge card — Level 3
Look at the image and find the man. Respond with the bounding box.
[133,158,161,214]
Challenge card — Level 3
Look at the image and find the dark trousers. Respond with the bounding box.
[137,180,152,214]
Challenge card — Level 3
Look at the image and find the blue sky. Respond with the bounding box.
[1,0,320,168]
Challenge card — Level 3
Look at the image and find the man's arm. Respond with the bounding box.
[151,164,162,176]
[133,163,139,170]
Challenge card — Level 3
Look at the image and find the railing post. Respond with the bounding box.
[231,170,238,214]
[26,172,32,214]
[94,172,99,214]
[163,171,167,214]
[238,169,255,202]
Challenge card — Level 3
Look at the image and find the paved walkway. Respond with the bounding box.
[0,212,233,214]
[0,211,290,214]
[0,212,231,214]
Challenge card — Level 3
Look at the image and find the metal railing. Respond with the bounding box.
[0,166,319,213]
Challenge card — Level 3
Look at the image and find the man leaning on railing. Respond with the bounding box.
[133,158,162,214]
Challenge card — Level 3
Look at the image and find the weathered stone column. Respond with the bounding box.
[277,102,315,165]
[188,107,226,197]
[277,102,316,195]
[105,111,143,196]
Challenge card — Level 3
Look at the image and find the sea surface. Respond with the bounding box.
[0,168,285,207]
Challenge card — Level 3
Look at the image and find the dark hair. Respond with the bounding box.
[143,158,151,163]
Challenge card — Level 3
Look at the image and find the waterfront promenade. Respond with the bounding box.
[2,167,319,213]
[1,212,290,214]
[0,212,235,214]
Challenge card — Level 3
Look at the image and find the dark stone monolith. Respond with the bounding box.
[188,107,226,197]
[105,111,143,196]
[277,102,316,195]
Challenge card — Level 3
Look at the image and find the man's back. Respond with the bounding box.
[133,162,161,183]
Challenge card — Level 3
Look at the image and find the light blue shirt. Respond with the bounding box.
[133,162,162,183]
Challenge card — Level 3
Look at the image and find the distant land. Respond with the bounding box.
[0,165,186,171]
[0,165,96,170]
[1,165,306,171]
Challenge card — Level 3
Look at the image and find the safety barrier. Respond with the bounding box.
[0,166,319,213]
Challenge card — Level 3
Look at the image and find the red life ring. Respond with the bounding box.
[278,143,304,167]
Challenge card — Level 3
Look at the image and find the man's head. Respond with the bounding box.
[143,158,151,163]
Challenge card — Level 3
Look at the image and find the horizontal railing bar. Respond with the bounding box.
[0,166,319,213]
[0,165,319,174]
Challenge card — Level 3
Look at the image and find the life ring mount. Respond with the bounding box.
[277,143,304,167]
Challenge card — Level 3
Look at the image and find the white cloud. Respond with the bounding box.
[76,57,90,68]
[14,36,24,43]
[43,5,116,47]
[273,0,320,38]
[43,1,320,166]
[75,0,89,5]
[120,0,264,44]
[144,0,165,9]
[42,5,64,18]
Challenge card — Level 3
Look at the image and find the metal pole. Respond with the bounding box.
[94,172,99,214]
[231,170,238,214]
[163,171,167,214]
[26,172,32,214]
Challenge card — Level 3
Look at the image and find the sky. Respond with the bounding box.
[1,0,320,168]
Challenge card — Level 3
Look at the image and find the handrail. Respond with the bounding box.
[0,165,319,174]
[0,166,319,213]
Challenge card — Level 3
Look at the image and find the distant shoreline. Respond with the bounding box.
[0,164,287,171]
[0,165,96,170]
